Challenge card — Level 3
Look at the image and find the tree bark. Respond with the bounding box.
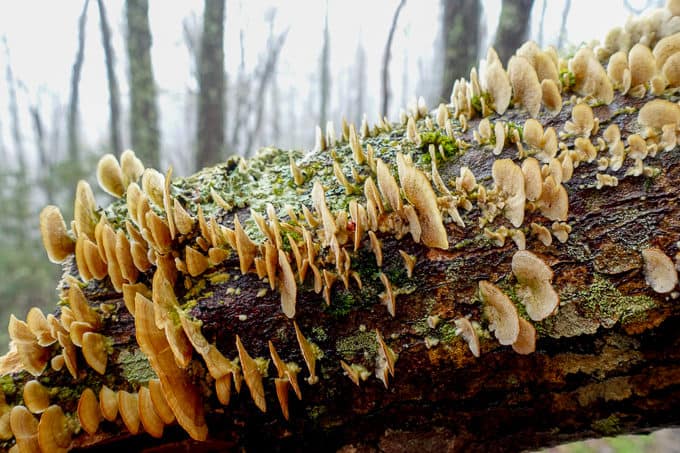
[97,0,123,158]
[382,0,407,117]
[493,0,535,65]
[3,28,680,453]
[126,0,160,168]
[196,0,226,170]
[440,0,481,103]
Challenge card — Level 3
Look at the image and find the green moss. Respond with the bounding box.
[0,374,16,397]
[439,322,458,343]
[592,414,622,436]
[418,131,459,163]
[576,274,656,325]
[117,350,157,385]
[335,330,377,359]
[311,326,328,342]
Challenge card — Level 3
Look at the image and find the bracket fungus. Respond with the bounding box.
[511,250,559,321]
[479,281,519,346]
[642,247,679,293]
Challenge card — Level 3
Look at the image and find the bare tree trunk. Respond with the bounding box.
[493,0,535,65]
[3,37,26,174]
[67,0,89,168]
[382,0,407,117]
[97,0,123,157]
[439,0,481,103]
[557,0,572,50]
[352,41,367,125]
[29,102,54,205]
[196,0,226,170]
[243,28,288,157]
[126,0,160,168]
[229,29,249,152]
[319,2,331,128]
[537,0,547,47]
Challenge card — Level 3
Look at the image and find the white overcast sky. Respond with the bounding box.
[0,0,662,173]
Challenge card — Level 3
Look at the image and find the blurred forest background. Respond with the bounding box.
[0,0,678,450]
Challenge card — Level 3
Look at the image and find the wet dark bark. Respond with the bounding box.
[440,0,481,103]
[493,0,535,65]
[126,0,160,168]
[196,0,226,170]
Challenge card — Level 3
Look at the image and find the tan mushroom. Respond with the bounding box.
[118,391,140,434]
[642,247,679,293]
[99,385,118,422]
[138,386,164,438]
[638,99,680,129]
[508,56,542,117]
[39,206,75,263]
[454,317,480,358]
[97,154,125,198]
[78,388,101,435]
[511,250,559,321]
[396,153,448,249]
[512,318,536,355]
[134,293,208,440]
[23,380,49,414]
[479,280,519,345]
[294,321,319,385]
[37,405,71,453]
[120,149,144,187]
[235,335,266,412]
[279,249,297,318]
[492,159,526,228]
[10,405,40,453]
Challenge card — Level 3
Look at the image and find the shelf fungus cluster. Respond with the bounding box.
[2,2,680,450]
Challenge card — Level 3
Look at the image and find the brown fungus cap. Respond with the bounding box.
[454,318,480,358]
[482,48,512,114]
[38,405,71,453]
[138,386,164,439]
[638,99,680,128]
[23,380,49,414]
[396,153,449,249]
[134,293,208,440]
[235,335,267,413]
[479,280,519,345]
[99,385,118,423]
[492,159,526,228]
[96,154,125,198]
[511,250,559,321]
[278,249,297,318]
[39,206,75,264]
[642,247,679,293]
[77,388,101,435]
[512,318,537,355]
[508,55,542,118]
[118,391,140,435]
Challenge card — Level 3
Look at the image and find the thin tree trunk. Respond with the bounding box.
[29,104,54,205]
[196,0,226,170]
[537,0,547,47]
[493,0,535,65]
[67,0,89,168]
[319,2,331,128]
[97,0,123,157]
[439,0,481,103]
[557,0,572,50]
[229,29,249,152]
[353,41,367,125]
[243,30,288,157]
[382,0,407,117]
[126,0,160,168]
[3,37,26,174]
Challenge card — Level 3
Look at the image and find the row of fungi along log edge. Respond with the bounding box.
[4,1,680,451]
